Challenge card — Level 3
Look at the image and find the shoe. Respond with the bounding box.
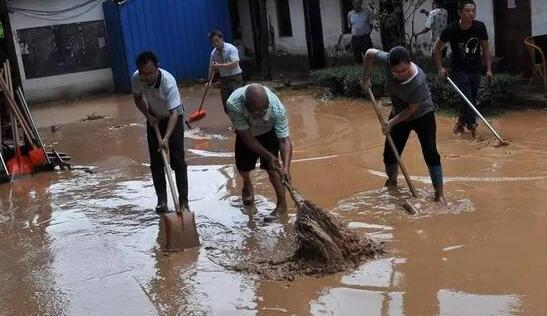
[452,123,464,134]
[384,178,397,189]
[434,192,447,205]
[242,185,254,206]
[263,206,287,223]
[180,200,191,212]
[155,202,168,214]
[470,127,478,139]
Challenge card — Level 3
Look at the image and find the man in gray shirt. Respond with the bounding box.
[347,0,373,64]
[361,46,446,203]
[208,29,244,113]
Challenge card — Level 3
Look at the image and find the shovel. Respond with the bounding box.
[0,74,46,169]
[366,89,419,215]
[188,72,215,123]
[367,88,419,198]
[446,76,509,146]
[153,123,199,251]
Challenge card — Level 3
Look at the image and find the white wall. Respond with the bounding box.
[267,0,307,55]
[235,0,255,57]
[531,0,547,36]
[8,0,113,103]
[268,0,382,56]
[475,0,495,55]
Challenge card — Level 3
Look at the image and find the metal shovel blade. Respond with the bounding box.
[162,211,200,251]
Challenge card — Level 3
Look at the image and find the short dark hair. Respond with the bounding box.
[208,29,223,41]
[388,46,411,66]
[136,51,158,69]
[458,0,476,11]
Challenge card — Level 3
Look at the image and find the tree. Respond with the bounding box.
[373,0,427,52]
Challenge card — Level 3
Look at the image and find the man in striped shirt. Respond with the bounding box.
[226,84,293,221]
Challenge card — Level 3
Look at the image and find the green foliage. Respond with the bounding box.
[310,66,385,98]
[310,65,522,114]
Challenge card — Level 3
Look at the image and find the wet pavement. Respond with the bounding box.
[1,86,546,315]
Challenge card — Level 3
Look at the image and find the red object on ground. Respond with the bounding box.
[189,110,206,123]
[188,74,215,123]
[7,148,33,176]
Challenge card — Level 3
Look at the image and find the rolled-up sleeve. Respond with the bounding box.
[227,100,250,131]
[269,93,289,138]
[131,72,143,95]
[165,82,182,112]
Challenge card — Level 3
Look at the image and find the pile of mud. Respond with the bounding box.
[212,201,384,281]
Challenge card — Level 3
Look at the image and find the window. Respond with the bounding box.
[228,0,242,40]
[276,0,292,37]
[341,0,353,34]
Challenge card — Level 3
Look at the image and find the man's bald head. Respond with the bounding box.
[245,84,269,118]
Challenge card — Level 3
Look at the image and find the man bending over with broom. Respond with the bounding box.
[132,51,190,213]
[361,46,446,203]
[226,84,293,221]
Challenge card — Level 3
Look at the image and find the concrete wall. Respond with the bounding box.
[8,0,113,103]
[237,0,382,58]
[531,0,547,36]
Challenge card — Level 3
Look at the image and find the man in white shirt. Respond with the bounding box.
[208,30,244,113]
[132,51,189,213]
[347,0,373,64]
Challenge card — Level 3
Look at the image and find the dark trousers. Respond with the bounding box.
[351,34,372,64]
[220,73,243,113]
[147,117,188,205]
[383,111,441,168]
[452,71,481,129]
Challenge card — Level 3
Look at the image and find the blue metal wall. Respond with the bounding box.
[104,0,233,93]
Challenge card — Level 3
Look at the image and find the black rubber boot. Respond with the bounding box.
[384,164,398,188]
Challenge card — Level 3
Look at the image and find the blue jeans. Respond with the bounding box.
[451,71,481,129]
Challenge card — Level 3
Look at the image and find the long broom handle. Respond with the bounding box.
[0,76,36,148]
[196,72,215,113]
[3,61,30,137]
[367,88,418,198]
[153,123,181,213]
[446,76,505,143]
[16,87,51,164]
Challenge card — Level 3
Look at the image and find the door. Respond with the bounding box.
[303,0,325,69]
[494,0,532,75]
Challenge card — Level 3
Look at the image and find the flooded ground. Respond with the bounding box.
[1,86,546,315]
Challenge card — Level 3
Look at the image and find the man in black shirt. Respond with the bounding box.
[434,0,492,139]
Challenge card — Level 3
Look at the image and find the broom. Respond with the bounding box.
[281,177,381,264]
[188,72,215,123]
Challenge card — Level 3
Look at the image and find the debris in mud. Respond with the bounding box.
[210,202,383,281]
[82,113,106,122]
[293,200,381,265]
[312,87,334,101]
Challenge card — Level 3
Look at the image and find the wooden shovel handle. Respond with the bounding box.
[196,71,215,113]
[153,123,181,213]
[0,76,36,149]
[366,89,418,198]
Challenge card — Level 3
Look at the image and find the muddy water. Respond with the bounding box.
[1,86,546,315]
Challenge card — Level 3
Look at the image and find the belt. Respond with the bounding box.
[220,73,243,79]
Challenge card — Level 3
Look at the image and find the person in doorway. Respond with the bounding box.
[416,0,448,57]
[348,0,374,64]
[208,29,244,113]
[434,0,492,139]
[226,84,293,221]
[131,51,190,213]
[361,46,446,203]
